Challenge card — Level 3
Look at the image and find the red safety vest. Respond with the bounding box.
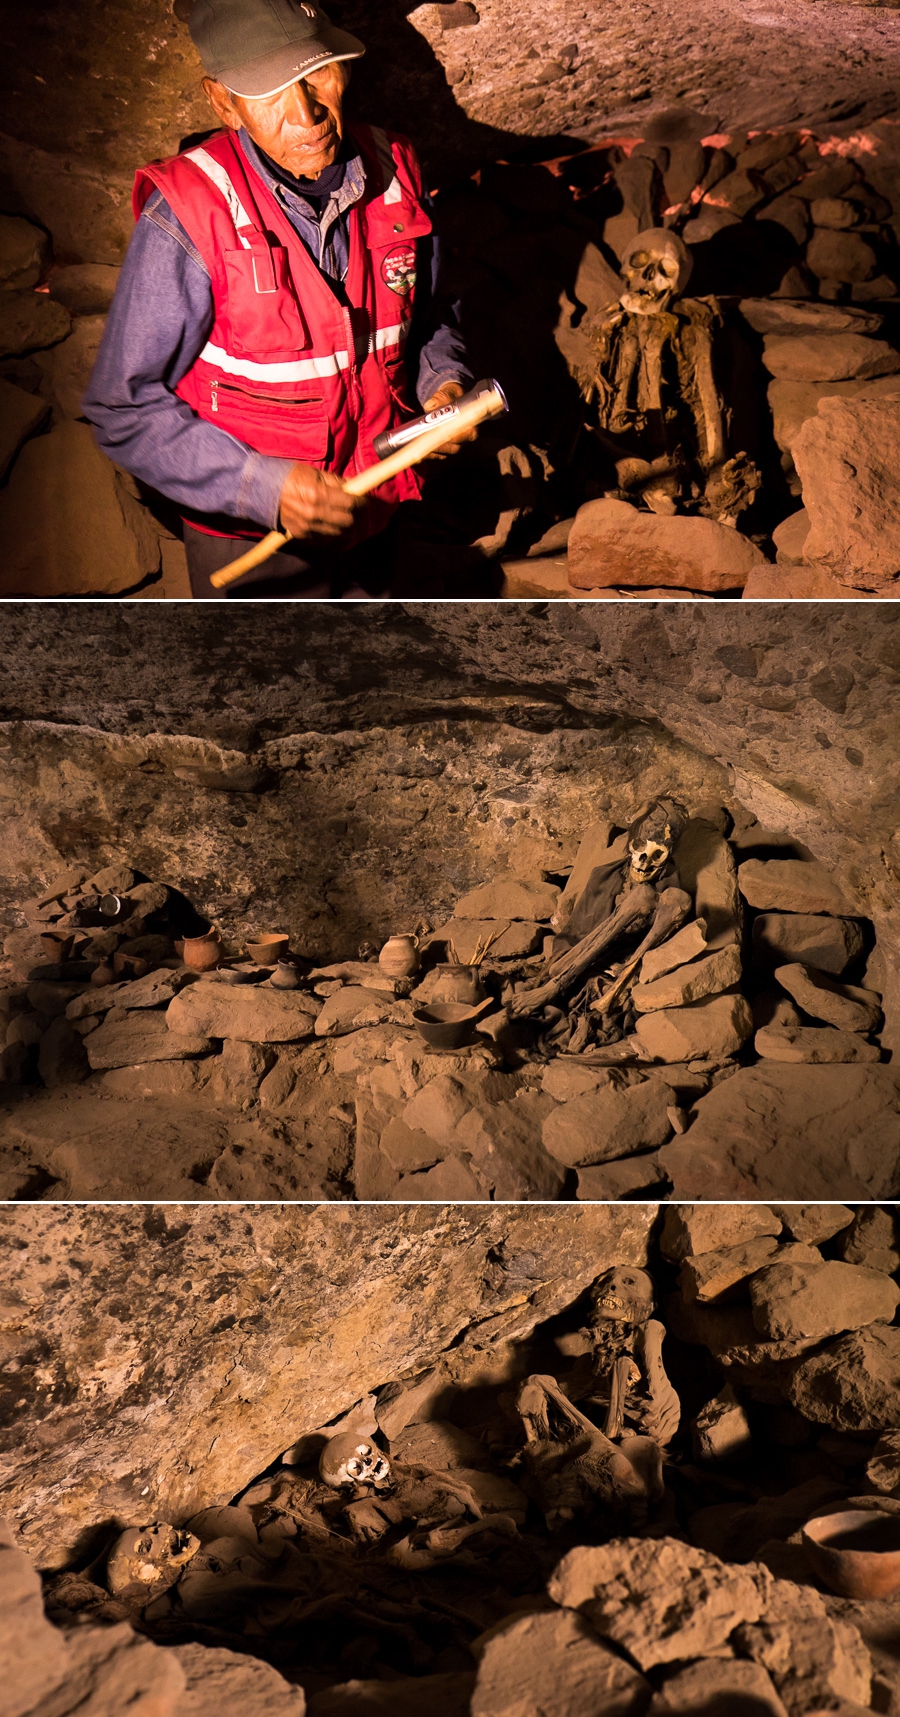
[133,123,431,539]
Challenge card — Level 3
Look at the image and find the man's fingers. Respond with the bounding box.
[279,462,362,538]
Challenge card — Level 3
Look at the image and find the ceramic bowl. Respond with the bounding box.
[413,1000,491,1050]
[246,934,290,965]
[802,1509,900,1599]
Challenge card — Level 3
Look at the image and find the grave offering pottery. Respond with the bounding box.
[431,963,487,1006]
[378,933,421,980]
[182,929,223,972]
[802,1509,900,1598]
[40,931,74,961]
[269,959,302,989]
[245,934,290,965]
[90,959,115,987]
[413,998,493,1050]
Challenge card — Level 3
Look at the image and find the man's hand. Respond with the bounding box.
[420,380,478,458]
[278,461,363,539]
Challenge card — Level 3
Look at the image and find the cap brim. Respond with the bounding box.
[218,27,365,98]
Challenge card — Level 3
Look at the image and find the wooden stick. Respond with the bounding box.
[209,385,507,591]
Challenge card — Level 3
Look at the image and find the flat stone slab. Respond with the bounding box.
[85,1008,212,1069]
[633,944,742,1013]
[750,1255,900,1343]
[67,969,188,1018]
[774,962,882,1033]
[542,1077,673,1168]
[659,1063,900,1199]
[755,1024,880,1063]
[639,918,708,985]
[751,913,865,976]
[315,987,412,1038]
[168,983,320,1044]
[762,331,900,382]
[738,857,851,915]
[432,917,543,962]
[453,876,559,921]
[567,499,765,592]
[634,991,753,1063]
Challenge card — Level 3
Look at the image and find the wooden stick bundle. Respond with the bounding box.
[209,383,507,591]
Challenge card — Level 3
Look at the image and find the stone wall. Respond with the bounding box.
[0,1202,655,1569]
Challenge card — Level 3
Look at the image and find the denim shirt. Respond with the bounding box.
[82,128,472,532]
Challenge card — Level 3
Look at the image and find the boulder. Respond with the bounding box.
[769,1203,854,1244]
[751,913,865,976]
[756,193,809,245]
[431,917,542,961]
[547,1537,764,1670]
[47,262,121,314]
[659,1064,900,1199]
[86,1007,212,1069]
[679,1236,781,1303]
[314,987,411,1038]
[750,1255,900,1343]
[774,963,882,1033]
[867,1431,900,1497]
[0,420,160,596]
[632,943,742,1012]
[0,375,49,480]
[175,1639,306,1714]
[576,1154,667,1199]
[36,1016,90,1086]
[739,298,884,336]
[838,1207,900,1274]
[37,312,106,417]
[639,918,708,984]
[206,1040,274,1107]
[0,213,50,288]
[788,1325,900,1432]
[542,1076,673,1167]
[767,373,900,457]
[733,1578,872,1714]
[452,875,559,920]
[660,1203,782,1261]
[806,228,878,283]
[674,821,742,944]
[738,857,851,915]
[755,1024,880,1064]
[0,289,69,356]
[541,1061,612,1102]
[691,1388,755,1467]
[168,982,319,1044]
[634,990,753,1063]
[471,1609,650,1717]
[761,332,900,382]
[456,1091,567,1199]
[567,499,766,592]
[705,168,767,216]
[793,395,900,590]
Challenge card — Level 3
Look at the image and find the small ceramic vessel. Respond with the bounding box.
[270,959,301,989]
[90,959,116,988]
[182,929,223,972]
[378,933,420,980]
[413,998,493,1051]
[802,1509,900,1599]
[246,934,290,965]
[431,963,486,1006]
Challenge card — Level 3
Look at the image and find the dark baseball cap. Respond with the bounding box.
[189,0,365,98]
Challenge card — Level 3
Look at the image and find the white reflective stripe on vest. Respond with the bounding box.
[185,147,254,249]
[200,322,408,383]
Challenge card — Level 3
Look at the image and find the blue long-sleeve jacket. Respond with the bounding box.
[83,128,472,531]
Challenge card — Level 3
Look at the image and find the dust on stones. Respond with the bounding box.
[7,1199,900,1714]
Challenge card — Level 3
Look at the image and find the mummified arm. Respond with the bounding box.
[591,888,692,1018]
[635,1319,681,1447]
[507,883,657,1019]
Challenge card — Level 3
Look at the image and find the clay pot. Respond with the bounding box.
[182,930,223,972]
[246,934,290,966]
[270,959,301,989]
[378,933,420,980]
[90,960,116,988]
[802,1509,900,1598]
[431,963,486,1006]
[40,931,75,961]
[413,998,493,1051]
[113,952,149,980]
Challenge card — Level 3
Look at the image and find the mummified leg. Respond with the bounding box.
[507,884,657,1019]
[591,888,692,1017]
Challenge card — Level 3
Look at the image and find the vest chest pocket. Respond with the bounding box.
[223,246,311,356]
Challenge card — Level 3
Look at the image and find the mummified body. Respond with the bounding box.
[570,1267,680,1449]
[585,228,760,523]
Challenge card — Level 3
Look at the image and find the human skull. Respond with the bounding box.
[626,798,686,884]
[620,228,693,315]
[590,1267,655,1325]
[318,1433,393,1492]
[105,1522,200,1602]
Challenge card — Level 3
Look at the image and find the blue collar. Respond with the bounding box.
[237,128,366,226]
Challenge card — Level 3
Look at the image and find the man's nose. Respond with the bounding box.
[285,79,325,126]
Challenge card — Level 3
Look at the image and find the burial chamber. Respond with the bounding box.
[0,601,898,1202]
[6,1200,900,1716]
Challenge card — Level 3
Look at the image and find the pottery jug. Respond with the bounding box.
[182,929,222,972]
[431,962,486,1006]
[270,960,301,989]
[378,933,421,980]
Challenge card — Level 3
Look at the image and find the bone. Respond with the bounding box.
[508,883,658,1019]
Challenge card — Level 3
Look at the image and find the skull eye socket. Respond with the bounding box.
[630,249,651,267]
[346,1458,363,1477]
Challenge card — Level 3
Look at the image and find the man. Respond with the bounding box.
[83,0,474,598]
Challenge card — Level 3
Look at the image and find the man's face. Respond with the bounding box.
[203,62,348,179]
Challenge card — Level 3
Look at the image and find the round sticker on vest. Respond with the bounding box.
[382,245,417,295]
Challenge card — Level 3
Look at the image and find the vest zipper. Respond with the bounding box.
[210,379,324,409]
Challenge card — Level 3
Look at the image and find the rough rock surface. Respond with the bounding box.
[0,376,48,480]
[542,1076,673,1167]
[754,1023,880,1063]
[548,1537,765,1669]
[762,332,900,383]
[749,1255,900,1343]
[0,1204,655,1568]
[679,1236,781,1303]
[787,1325,900,1432]
[660,1203,782,1261]
[167,983,319,1045]
[659,1064,900,1199]
[568,500,766,592]
[632,943,742,1012]
[794,396,900,591]
[774,963,882,1033]
[738,857,851,915]
[648,1659,787,1715]
[471,1609,650,1717]
[0,421,160,596]
[85,1007,212,1069]
[751,914,865,976]
[633,990,753,1062]
[0,290,69,356]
